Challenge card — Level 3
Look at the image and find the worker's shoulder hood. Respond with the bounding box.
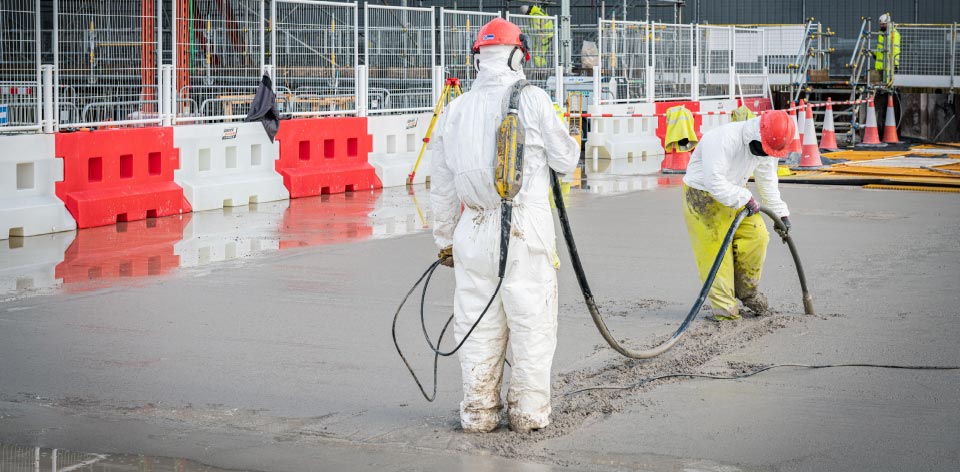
[472,45,526,90]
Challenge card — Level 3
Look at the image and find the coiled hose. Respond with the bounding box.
[549,170,813,359]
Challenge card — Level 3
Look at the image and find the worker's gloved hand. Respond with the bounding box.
[780,216,792,233]
[775,216,792,240]
[438,246,454,268]
[744,197,760,216]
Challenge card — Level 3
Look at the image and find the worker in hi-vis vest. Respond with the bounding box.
[520,4,554,68]
[874,13,900,74]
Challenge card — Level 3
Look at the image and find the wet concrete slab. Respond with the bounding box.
[0,178,957,471]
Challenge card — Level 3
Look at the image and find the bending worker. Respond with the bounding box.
[430,18,580,433]
[682,111,795,321]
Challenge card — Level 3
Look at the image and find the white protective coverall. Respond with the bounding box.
[430,45,580,432]
[683,118,789,216]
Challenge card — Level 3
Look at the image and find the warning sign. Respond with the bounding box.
[0,104,8,126]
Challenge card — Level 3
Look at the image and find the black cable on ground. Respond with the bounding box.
[549,170,813,360]
[564,363,960,397]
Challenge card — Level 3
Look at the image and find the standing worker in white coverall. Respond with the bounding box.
[682,112,796,321]
[430,18,580,433]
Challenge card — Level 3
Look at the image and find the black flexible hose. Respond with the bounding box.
[549,170,813,359]
[393,202,513,401]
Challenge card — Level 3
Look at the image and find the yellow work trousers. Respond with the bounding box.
[682,185,769,317]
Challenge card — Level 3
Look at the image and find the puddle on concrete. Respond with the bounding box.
[0,444,238,471]
[0,170,681,300]
[0,186,432,299]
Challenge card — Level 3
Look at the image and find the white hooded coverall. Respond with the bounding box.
[430,45,580,432]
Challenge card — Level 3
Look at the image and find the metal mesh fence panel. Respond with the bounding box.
[897,25,953,77]
[760,25,806,79]
[440,9,499,92]
[599,19,648,103]
[734,27,764,74]
[570,23,598,73]
[0,0,40,131]
[697,25,731,99]
[56,0,161,127]
[506,12,558,89]
[653,23,693,100]
[365,4,435,114]
[174,0,265,123]
[0,445,37,472]
[273,0,357,117]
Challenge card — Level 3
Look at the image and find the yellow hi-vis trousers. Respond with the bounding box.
[682,185,769,318]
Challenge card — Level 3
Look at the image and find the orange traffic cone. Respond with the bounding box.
[796,104,824,168]
[796,99,806,144]
[786,104,802,162]
[882,95,900,143]
[860,98,884,146]
[819,97,839,151]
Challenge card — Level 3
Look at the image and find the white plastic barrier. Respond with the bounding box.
[0,232,75,297]
[0,134,77,239]
[698,99,738,135]
[174,201,285,268]
[174,122,289,212]
[585,103,664,175]
[367,113,433,187]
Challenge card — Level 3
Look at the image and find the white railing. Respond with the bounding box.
[273,0,359,117]
[55,0,163,128]
[364,4,435,115]
[0,0,42,133]
[172,0,266,124]
[439,9,500,92]
[4,4,958,135]
[894,23,958,89]
[506,12,560,92]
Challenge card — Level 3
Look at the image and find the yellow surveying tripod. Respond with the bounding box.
[407,77,463,186]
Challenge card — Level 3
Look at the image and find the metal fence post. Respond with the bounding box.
[592,65,601,106]
[42,65,55,133]
[691,26,700,102]
[647,23,655,103]
[728,25,736,100]
[952,23,957,91]
[555,64,564,104]
[357,65,367,117]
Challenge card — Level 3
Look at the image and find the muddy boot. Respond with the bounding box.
[709,305,740,322]
[508,410,547,434]
[741,291,771,316]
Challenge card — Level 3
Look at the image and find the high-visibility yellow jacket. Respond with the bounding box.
[875,27,900,70]
[528,6,554,67]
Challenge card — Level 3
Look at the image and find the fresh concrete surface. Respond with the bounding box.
[1,182,957,471]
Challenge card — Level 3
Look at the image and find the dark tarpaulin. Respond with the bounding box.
[244,74,280,142]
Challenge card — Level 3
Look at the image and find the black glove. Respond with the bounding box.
[438,246,454,268]
[780,216,792,234]
[744,198,760,216]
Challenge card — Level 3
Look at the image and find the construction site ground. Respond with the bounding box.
[1,152,958,471]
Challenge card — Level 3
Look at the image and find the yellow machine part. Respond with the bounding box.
[496,113,523,200]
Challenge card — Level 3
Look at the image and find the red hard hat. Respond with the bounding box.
[759,110,796,158]
[473,18,530,61]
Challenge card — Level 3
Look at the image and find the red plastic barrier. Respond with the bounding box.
[656,101,701,173]
[655,101,702,148]
[55,214,190,289]
[275,117,382,198]
[55,128,191,229]
[738,97,773,114]
[279,191,376,249]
